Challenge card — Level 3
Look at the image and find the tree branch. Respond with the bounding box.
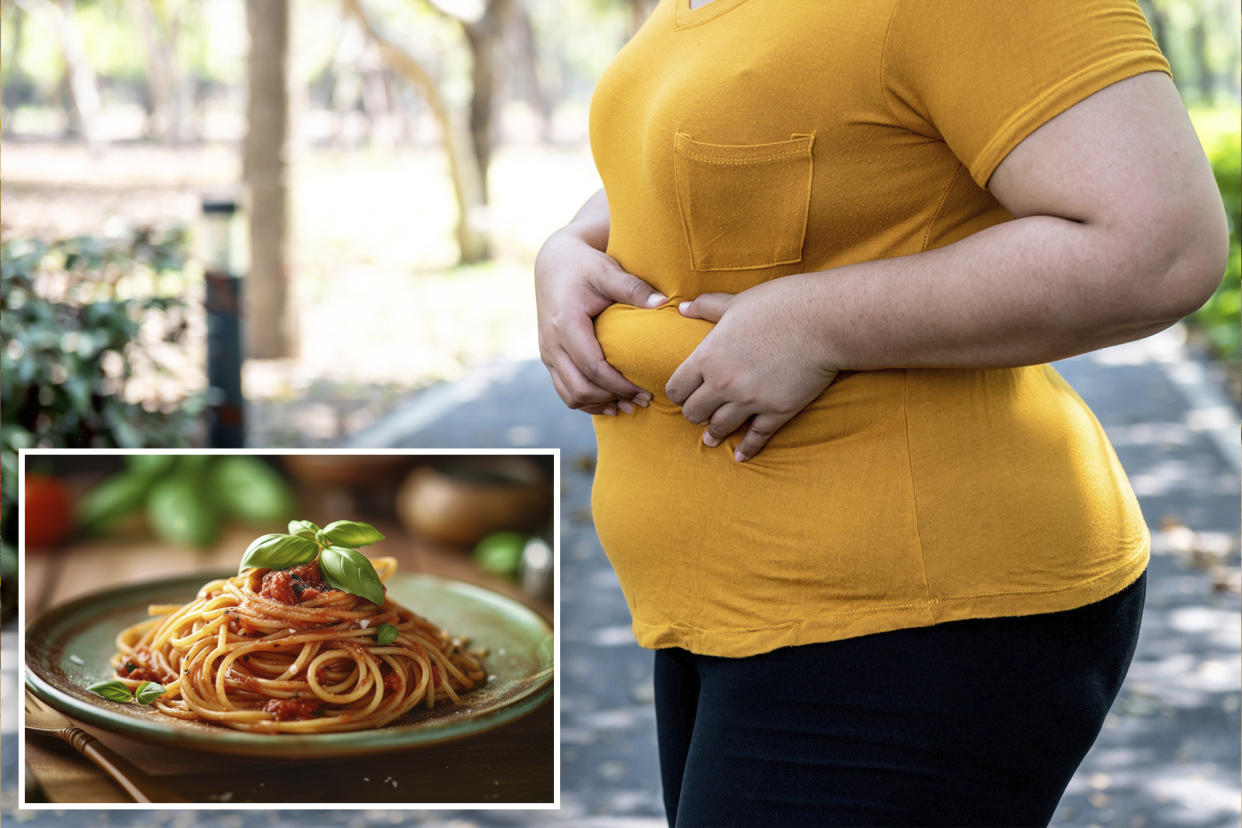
[342,0,488,261]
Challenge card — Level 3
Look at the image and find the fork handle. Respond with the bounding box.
[63,727,187,803]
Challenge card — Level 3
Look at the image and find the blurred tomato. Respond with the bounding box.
[24,475,73,549]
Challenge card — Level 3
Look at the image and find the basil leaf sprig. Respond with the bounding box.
[375,623,400,645]
[239,519,388,606]
[89,679,166,705]
[319,545,387,606]
[317,520,385,548]
[239,533,319,572]
[89,680,135,702]
[287,519,320,541]
[134,681,166,705]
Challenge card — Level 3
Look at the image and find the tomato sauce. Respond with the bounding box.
[262,698,322,721]
[118,648,173,684]
[259,563,336,605]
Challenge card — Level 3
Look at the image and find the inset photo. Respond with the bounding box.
[19,449,556,808]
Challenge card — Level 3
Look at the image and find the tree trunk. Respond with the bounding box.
[1189,17,1215,104]
[343,0,489,263]
[244,0,296,359]
[128,0,181,144]
[359,40,392,149]
[0,6,24,137]
[383,68,420,146]
[461,0,512,193]
[507,1,551,142]
[41,0,104,147]
[330,25,361,149]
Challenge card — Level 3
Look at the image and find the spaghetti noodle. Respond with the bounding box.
[109,557,486,733]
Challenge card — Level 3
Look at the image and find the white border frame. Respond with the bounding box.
[16,447,561,812]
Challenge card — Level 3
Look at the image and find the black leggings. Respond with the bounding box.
[654,572,1146,827]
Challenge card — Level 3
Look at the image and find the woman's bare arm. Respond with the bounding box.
[669,72,1229,459]
[535,188,666,415]
[557,188,611,252]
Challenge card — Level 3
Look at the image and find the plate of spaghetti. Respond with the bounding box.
[25,521,553,758]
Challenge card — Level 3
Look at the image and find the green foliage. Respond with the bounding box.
[529,0,631,99]
[78,456,296,549]
[473,530,528,578]
[1,5,65,90]
[209,456,296,525]
[0,228,203,568]
[1187,117,1241,363]
[178,1,245,86]
[1141,0,1241,107]
[77,1,147,81]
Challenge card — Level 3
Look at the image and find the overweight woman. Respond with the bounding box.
[534,1,1228,825]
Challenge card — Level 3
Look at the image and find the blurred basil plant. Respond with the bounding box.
[76,455,295,548]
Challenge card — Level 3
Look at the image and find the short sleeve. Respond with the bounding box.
[881,0,1172,188]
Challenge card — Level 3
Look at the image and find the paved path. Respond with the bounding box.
[4,326,1238,827]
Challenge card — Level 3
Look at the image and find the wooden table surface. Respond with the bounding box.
[22,521,555,805]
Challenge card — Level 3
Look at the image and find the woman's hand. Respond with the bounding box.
[535,227,666,415]
[666,284,840,462]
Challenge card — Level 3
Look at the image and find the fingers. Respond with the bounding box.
[733,413,793,462]
[664,360,704,408]
[595,267,667,310]
[693,404,789,460]
[677,383,723,426]
[546,359,610,411]
[560,314,651,402]
[700,403,749,447]
[546,348,649,416]
[677,293,735,323]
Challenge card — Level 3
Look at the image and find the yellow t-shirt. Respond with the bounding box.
[588,0,1168,658]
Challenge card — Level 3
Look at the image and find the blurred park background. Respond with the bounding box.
[1,0,1239,822]
[0,5,1237,582]
[3,0,1240,676]
[2,0,1238,546]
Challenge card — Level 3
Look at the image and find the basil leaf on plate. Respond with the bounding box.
[375,624,399,645]
[74,472,151,534]
[88,680,134,703]
[210,456,295,524]
[239,533,319,573]
[134,681,166,705]
[316,520,385,549]
[318,545,386,606]
[287,519,320,540]
[147,474,218,548]
[125,454,176,479]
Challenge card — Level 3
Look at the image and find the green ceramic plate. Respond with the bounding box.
[25,572,554,758]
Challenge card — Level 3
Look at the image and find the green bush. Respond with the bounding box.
[1188,120,1241,364]
[0,228,203,619]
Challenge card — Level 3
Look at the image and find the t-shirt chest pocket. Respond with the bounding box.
[672,131,815,272]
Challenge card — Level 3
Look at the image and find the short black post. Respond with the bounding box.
[201,197,245,448]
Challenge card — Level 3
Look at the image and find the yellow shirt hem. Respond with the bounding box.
[633,539,1150,658]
